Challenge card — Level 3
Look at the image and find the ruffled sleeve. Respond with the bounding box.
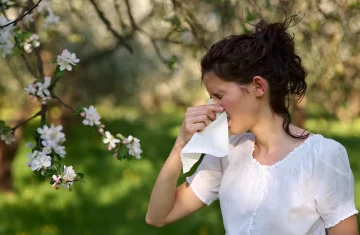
[312,138,359,228]
[186,153,223,205]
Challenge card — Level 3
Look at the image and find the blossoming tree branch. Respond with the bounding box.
[0,0,142,190]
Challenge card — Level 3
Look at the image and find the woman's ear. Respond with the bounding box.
[252,76,267,97]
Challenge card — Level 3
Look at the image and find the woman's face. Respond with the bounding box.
[203,72,263,135]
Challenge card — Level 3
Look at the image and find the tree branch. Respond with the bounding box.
[0,0,42,29]
[12,110,41,131]
[88,0,133,54]
[124,0,168,64]
[52,93,77,113]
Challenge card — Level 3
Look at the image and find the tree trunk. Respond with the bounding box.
[0,131,21,192]
[0,102,35,192]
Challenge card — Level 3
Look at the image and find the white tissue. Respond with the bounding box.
[180,100,229,174]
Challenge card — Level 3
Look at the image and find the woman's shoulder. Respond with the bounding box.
[309,134,351,174]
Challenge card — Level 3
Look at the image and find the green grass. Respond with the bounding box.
[0,111,359,235]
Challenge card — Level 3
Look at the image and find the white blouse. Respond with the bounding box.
[186,133,358,235]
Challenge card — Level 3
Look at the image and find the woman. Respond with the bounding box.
[146,16,359,235]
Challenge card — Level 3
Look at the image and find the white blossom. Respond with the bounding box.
[26,150,39,167]
[36,77,51,98]
[53,145,66,158]
[82,105,101,126]
[24,84,37,96]
[52,175,62,188]
[49,124,65,143]
[60,181,73,190]
[125,135,142,159]
[26,77,52,104]
[43,9,60,28]
[1,132,15,145]
[23,34,40,53]
[63,165,76,181]
[30,153,51,171]
[25,142,36,149]
[0,16,15,58]
[37,124,52,140]
[57,49,80,71]
[37,124,66,158]
[103,131,120,150]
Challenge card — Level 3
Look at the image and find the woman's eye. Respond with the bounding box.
[215,93,223,99]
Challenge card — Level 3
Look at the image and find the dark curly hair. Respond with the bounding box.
[200,15,308,139]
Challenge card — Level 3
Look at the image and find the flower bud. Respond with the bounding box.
[80,112,85,117]
[100,124,105,128]
[99,128,104,133]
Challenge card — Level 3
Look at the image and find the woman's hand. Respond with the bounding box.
[175,104,224,147]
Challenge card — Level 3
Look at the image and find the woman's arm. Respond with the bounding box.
[145,104,223,227]
[145,143,206,227]
[327,215,359,235]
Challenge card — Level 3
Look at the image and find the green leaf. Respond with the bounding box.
[116,145,129,160]
[55,66,65,79]
[77,173,84,180]
[51,161,62,171]
[167,55,177,70]
[245,8,256,22]
[76,106,85,113]
[50,57,57,65]
[0,120,5,129]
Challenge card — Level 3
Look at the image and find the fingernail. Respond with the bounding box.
[219,106,224,111]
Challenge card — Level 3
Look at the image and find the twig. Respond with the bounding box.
[40,104,46,125]
[20,54,38,79]
[12,110,42,131]
[113,0,128,33]
[52,93,77,113]
[33,47,44,79]
[88,0,133,53]
[0,3,9,20]
[123,0,167,64]
[0,0,42,29]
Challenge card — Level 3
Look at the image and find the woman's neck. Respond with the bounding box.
[250,110,306,154]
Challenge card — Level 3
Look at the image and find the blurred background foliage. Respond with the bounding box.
[0,0,359,234]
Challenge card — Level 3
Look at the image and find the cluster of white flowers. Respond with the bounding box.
[24,77,52,104]
[36,0,60,28]
[51,165,77,189]
[125,135,142,159]
[37,124,66,158]
[0,130,15,145]
[0,0,60,58]
[79,106,143,159]
[81,105,101,126]
[23,34,40,53]
[0,16,15,58]
[26,124,79,190]
[57,49,80,71]
[27,149,51,172]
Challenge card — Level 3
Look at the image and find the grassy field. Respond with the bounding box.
[0,109,359,235]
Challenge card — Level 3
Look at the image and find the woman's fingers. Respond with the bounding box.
[187,115,212,127]
[186,104,224,121]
